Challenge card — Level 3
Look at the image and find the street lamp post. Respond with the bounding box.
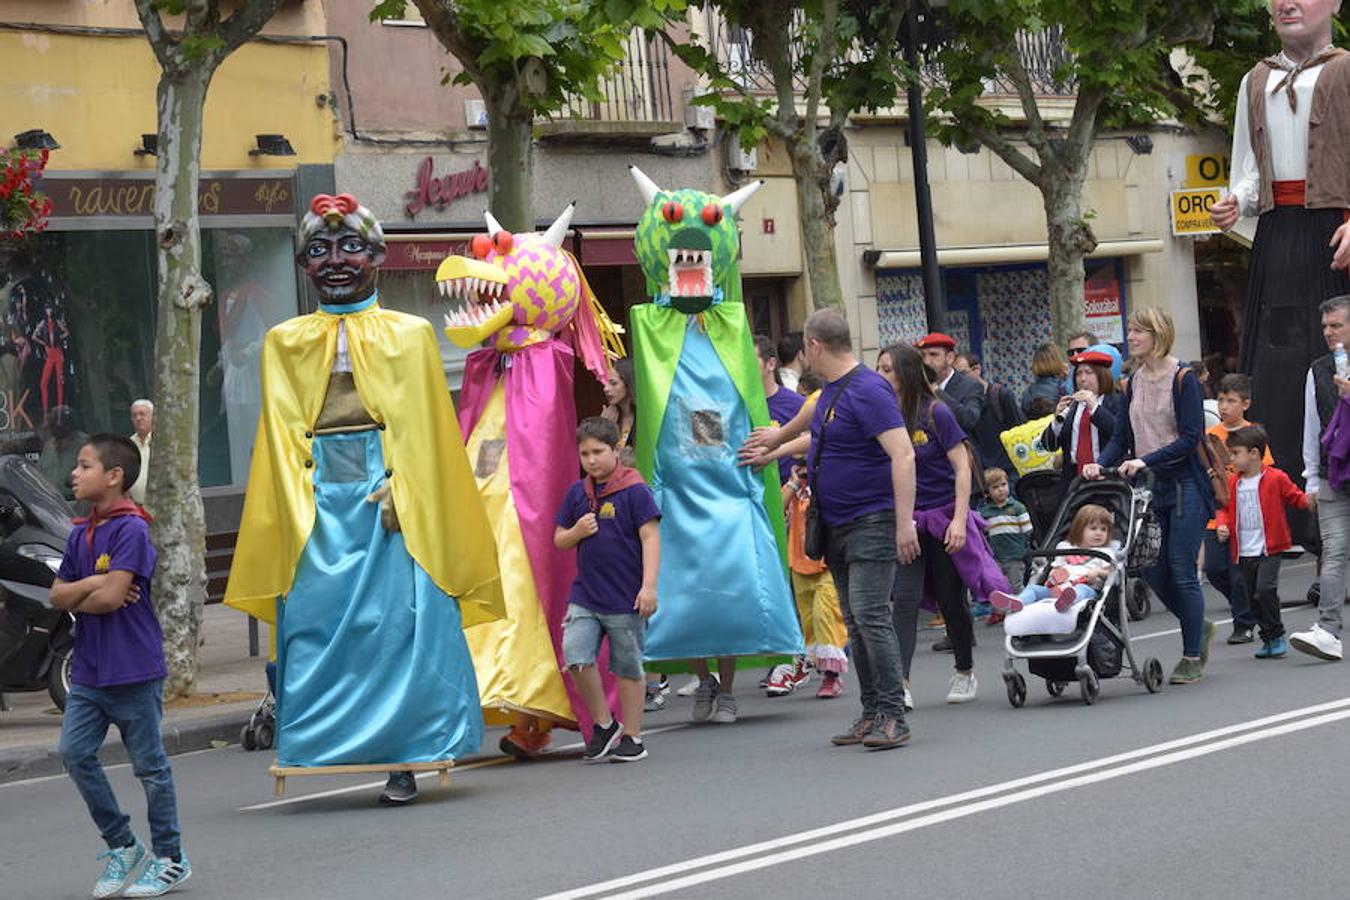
[903,1,946,334]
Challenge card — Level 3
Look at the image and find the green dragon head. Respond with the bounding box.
[630,166,762,315]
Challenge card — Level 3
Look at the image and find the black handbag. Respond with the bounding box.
[804,365,863,560]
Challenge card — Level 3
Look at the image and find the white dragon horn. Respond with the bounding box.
[542,201,576,248]
[629,165,662,206]
[720,179,764,216]
[484,210,505,235]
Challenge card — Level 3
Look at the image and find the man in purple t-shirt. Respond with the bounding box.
[555,417,662,763]
[744,309,919,751]
[50,434,190,898]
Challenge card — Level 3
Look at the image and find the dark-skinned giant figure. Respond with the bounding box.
[225,194,503,804]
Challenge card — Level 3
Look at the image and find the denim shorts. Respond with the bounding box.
[562,603,646,680]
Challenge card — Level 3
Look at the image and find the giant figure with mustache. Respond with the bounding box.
[225,194,503,804]
[1211,0,1350,492]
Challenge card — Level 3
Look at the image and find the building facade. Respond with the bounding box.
[0,1,338,509]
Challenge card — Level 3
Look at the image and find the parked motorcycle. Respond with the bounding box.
[0,454,76,710]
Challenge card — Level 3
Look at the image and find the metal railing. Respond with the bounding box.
[705,10,1076,100]
[558,29,677,124]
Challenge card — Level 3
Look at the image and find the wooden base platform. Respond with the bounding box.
[268,760,454,796]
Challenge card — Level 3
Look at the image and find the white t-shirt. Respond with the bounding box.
[1236,473,1266,558]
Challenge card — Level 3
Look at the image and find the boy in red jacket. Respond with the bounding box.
[1216,426,1309,659]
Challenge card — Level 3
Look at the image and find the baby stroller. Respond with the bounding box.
[240,660,276,751]
[1001,471,1166,707]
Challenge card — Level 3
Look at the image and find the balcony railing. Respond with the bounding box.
[552,30,678,130]
[705,10,1075,101]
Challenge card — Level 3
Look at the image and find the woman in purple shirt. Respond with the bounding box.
[878,345,1005,705]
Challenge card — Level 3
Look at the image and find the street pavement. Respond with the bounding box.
[4,558,1350,899]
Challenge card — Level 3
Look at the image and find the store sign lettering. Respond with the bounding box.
[0,389,35,433]
[47,176,295,218]
[405,158,489,218]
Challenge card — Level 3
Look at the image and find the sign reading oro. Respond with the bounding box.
[1171,188,1223,236]
[1185,154,1230,188]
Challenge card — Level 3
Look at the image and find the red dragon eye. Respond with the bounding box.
[701,204,724,226]
[662,201,684,223]
[492,231,515,255]
[471,234,493,259]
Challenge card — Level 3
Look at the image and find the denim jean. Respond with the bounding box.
[1316,483,1350,637]
[1202,529,1254,630]
[561,603,646,680]
[1140,476,1208,658]
[891,557,924,681]
[60,680,181,858]
[827,511,906,720]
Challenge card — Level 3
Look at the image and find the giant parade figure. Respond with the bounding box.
[225,194,503,804]
[435,204,624,756]
[627,167,803,723]
[1211,0,1350,481]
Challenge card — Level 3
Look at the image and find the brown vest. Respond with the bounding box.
[1247,50,1350,215]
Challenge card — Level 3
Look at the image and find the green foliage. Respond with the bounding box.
[371,0,689,115]
[928,0,1224,148]
[671,1,906,151]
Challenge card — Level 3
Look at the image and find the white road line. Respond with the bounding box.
[0,745,228,790]
[238,723,693,811]
[538,696,1350,900]
[581,707,1350,900]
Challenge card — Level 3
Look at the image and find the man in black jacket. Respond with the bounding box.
[916,333,985,442]
[955,352,1024,480]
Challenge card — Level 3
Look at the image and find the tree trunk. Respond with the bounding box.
[787,136,845,312]
[1042,170,1096,344]
[148,65,215,699]
[483,78,533,233]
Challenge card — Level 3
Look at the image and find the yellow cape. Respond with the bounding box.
[224,304,505,627]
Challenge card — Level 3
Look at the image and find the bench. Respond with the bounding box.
[205,530,261,657]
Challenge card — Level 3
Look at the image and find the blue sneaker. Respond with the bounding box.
[122,854,191,897]
[92,839,146,899]
[1256,637,1288,659]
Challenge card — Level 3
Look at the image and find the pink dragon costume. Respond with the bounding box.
[436,204,622,755]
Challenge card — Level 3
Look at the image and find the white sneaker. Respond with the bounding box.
[945,672,978,704]
[903,682,915,711]
[1289,623,1344,661]
[711,693,738,723]
[676,674,711,697]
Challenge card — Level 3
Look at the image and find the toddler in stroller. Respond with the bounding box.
[1000,472,1166,706]
[990,504,1115,636]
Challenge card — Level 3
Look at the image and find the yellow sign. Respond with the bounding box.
[1171,188,1223,236]
[1185,154,1230,188]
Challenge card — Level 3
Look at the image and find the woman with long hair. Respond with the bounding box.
[877,344,1007,705]
[1085,308,1215,684]
[601,357,637,467]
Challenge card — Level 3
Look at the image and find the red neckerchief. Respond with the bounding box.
[73,499,153,550]
[582,464,646,513]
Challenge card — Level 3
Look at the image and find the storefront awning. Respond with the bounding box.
[382,229,637,271]
[866,238,1165,269]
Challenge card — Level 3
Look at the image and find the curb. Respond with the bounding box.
[0,706,254,785]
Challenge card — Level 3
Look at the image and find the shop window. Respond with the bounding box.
[376,269,470,390]
[0,227,299,496]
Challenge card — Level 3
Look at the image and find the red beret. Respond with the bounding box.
[914,333,956,350]
[1070,350,1113,367]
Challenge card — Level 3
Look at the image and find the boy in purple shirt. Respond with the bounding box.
[555,417,662,762]
[51,434,189,898]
